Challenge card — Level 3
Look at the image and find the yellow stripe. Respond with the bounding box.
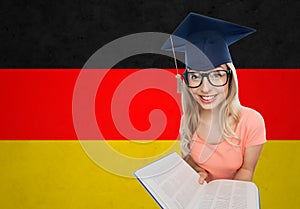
[0,140,299,209]
[253,140,300,209]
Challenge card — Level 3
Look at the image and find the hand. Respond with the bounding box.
[194,166,208,185]
[183,154,208,184]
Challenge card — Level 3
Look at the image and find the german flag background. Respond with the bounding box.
[1,1,299,208]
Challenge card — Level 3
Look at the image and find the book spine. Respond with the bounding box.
[134,174,165,209]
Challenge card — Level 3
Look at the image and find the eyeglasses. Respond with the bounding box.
[182,67,232,88]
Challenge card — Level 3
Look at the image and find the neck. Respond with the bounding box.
[197,106,225,144]
[199,106,222,123]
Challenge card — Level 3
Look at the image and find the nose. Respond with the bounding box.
[200,77,211,93]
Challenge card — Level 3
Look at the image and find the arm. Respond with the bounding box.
[183,154,208,184]
[234,144,264,181]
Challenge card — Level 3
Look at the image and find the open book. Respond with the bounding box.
[134,152,260,209]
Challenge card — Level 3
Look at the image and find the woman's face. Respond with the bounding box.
[188,64,230,111]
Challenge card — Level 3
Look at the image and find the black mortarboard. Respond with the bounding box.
[161,12,256,71]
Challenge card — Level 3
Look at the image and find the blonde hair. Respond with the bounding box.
[180,63,241,156]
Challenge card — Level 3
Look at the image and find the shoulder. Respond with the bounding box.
[237,106,266,147]
[239,106,265,125]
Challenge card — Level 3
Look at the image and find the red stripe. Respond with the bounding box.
[0,69,79,140]
[238,69,299,140]
[0,69,299,140]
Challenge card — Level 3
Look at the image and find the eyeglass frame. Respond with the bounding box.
[182,66,232,88]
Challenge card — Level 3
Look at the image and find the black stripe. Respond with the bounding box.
[0,0,299,68]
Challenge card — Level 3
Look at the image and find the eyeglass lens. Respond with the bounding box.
[187,70,229,87]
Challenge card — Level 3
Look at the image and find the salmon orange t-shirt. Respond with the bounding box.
[190,107,266,181]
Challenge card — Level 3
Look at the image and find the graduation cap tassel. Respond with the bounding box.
[176,74,182,93]
[170,35,182,93]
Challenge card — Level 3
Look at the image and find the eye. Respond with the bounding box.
[210,71,226,79]
[189,73,201,80]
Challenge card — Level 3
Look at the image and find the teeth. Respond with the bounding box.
[201,95,215,101]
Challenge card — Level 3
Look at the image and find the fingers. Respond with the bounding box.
[183,155,209,184]
[198,170,208,185]
[194,166,208,184]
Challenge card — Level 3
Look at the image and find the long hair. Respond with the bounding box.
[180,63,241,156]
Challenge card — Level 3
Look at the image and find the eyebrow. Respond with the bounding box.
[187,66,227,73]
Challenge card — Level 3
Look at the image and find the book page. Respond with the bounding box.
[134,153,259,209]
[189,180,259,209]
[229,180,259,209]
[134,152,204,209]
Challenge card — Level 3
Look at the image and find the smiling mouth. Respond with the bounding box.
[200,95,216,100]
[199,95,217,103]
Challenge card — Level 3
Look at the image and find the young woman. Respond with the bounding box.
[162,12,266,184]
[180,62,266,184]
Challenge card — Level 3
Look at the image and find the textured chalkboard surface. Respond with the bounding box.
[0,0,299,68]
